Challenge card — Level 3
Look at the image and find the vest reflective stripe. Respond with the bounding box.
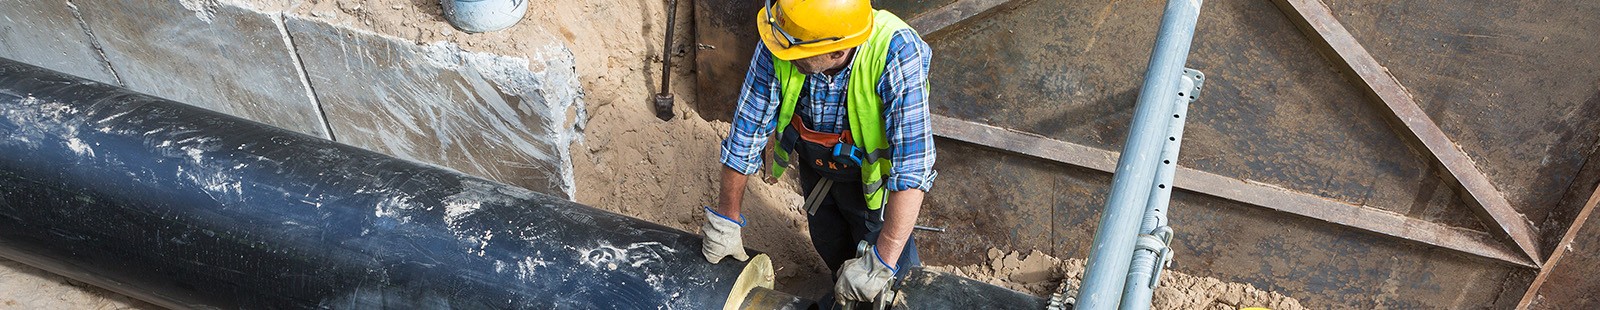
[863,148,891,164]
[768,10,914,210]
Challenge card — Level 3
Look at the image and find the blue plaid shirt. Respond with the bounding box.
[720,29,936,192]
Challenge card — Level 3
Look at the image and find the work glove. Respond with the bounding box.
[835,245,897,306]
[701,206,749,264]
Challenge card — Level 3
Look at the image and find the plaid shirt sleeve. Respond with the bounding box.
[879,29,937,192]
[719,43,781,175]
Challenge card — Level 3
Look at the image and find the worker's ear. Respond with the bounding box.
[829,50,850,61]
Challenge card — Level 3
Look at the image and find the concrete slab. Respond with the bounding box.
[283,16,581,199]
[72,0,329,138]
[0,1,118,84]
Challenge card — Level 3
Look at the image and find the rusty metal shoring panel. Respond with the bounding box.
[1269,0,1542,265]
[1517,183,1600,307]
[907,0,1014,36]
[914,0,1533,269]
[1074,0,1205,308]
[930,115,1534,268]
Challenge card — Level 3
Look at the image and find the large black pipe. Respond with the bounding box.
[0,57,772,309]
[890,267,1053,309]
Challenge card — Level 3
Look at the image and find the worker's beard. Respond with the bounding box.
[794,59,830,75]
[796,60,848,75]
[796,63,824,75]
[793,49,852,75]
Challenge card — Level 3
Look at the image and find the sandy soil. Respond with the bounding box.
[286,0,832,285]
[926,249,1307,310]
[0,259,152,310]
[273,0,833,292]
[1,0,1307,308]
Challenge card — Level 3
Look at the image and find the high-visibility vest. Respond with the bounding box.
[769,10,915,210]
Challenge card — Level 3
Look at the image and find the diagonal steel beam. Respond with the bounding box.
[907,0,1016,35]
[901,0,1537,268]
[1517,182,1600,308]
[933,115,1536,268]
[1269,0,1541,265]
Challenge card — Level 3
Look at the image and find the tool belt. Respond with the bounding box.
[779,116,880,215]
[779,115,866,183]
[774,115,902,215]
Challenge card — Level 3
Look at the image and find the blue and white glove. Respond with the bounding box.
[835,245,897,305]
[701,206,749,264]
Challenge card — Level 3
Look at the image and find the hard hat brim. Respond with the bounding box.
[756,7,872,61]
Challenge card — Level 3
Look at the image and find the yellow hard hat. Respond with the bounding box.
[756,0,874,61]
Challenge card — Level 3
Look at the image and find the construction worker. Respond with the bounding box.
[700,0,934,306]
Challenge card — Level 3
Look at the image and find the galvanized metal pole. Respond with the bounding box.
[1075,0,1204,308]
[1119,69,1203,310]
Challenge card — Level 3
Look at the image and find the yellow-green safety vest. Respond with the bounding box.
[769,10,916,211]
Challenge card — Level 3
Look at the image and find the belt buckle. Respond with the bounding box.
[832,142,863,166]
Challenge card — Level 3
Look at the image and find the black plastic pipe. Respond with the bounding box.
[890,268,1053,309]
[0,57,769,309]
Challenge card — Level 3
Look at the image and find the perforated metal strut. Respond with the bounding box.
[1074,0,1206,308]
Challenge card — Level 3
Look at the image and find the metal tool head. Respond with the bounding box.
[653,93,675,121]
[876,287,898,310]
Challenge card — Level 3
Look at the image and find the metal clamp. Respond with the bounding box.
[839,240,896,310]
[1180,68,1205,99]
[1046,280,1077,310]
[1134,225,1175,289]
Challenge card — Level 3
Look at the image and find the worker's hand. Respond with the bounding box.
[835,246,896,305]
[701,206,749,264]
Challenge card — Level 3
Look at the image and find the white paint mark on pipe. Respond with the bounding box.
[66,138,94,157]
[516,254,550,280]
[444,199,483,227]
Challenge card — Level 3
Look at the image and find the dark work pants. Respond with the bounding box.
[797,163,922,278]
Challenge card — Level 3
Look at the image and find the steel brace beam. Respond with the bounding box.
[1517,182,1600,307]
[931,116,1534,268]
[903,0,1537,268]
[1270,0,1541,265]
[909,0,1017,36]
